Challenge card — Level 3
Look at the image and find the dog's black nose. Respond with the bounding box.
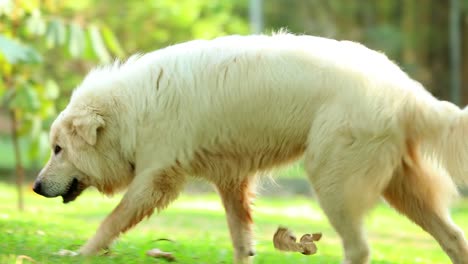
[33,181,42,195]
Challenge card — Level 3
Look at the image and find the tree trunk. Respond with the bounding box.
[414,0,431,87]
[461,9,468,105]
[10,109,25,211]
[428,1,450,100]
[449,0,462,106]
[402,0,416,66]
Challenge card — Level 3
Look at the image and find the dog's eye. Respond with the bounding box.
[54,145,62,155]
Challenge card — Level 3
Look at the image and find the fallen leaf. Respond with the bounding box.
[146,248,175,262]
[273,226,321,255]
[54,249,79,256]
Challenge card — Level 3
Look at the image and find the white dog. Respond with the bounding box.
[33,33,468,264]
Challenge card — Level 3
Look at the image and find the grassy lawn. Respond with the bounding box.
[1,182,467,263]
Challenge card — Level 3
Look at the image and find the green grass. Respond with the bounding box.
[1,182,468,263]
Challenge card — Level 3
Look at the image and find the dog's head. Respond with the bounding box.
[33,106,109,203]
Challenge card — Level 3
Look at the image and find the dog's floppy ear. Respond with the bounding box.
[71,110,105,146]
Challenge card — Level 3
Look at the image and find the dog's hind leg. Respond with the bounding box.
[216,176,256,264]
[383,144,468,264]
[305,131,397,264]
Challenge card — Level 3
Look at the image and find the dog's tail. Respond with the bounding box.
[438,107,468,185]
[411,95,468,185]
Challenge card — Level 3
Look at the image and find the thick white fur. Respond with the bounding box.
[38,33,468,264]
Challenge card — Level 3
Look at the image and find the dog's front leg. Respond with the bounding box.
[216,177,256,264]
[78,169,185,255]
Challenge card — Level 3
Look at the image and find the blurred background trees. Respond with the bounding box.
[264,0,468,103]
[0,1,129,210]
[1,0,468,208]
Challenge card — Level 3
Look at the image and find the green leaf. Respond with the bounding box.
[101,25,125,57]
[17,117,31,137]
[46,20,57,48]
[9,83,41,112]
[0,36,42,64]
[38,99,56,119]
[28,135,41,163]
[0,79,5,98]
[68,22,85,58]
[29,115,42,139]
[82,27,98,61]
[88,25,111,63]
[27,130,52,165]
[19,0,39,13]
[26,10,46,36]
[38,131,51,164]
[0,1,14,18]
[46,18,67,48]
[1,86,14,107]
[55,19,67,46]
[24,86,41,112]
[44,79,60,100]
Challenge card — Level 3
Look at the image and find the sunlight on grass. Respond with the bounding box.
[1,182,467,263]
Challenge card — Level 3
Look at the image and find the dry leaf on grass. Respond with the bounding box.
[54,249,79,256]
[146,248,176,262]
[273,226,322,255]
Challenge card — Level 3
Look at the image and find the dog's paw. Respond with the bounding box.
[54,249,79,257]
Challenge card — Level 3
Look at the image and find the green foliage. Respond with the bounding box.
[101,25,125,58]
[0,0,249,169]
[0,0,125,166]
[88,24,111,63]
[68,22,85,58]
[0,36,42,64]
[83,0,249,53]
